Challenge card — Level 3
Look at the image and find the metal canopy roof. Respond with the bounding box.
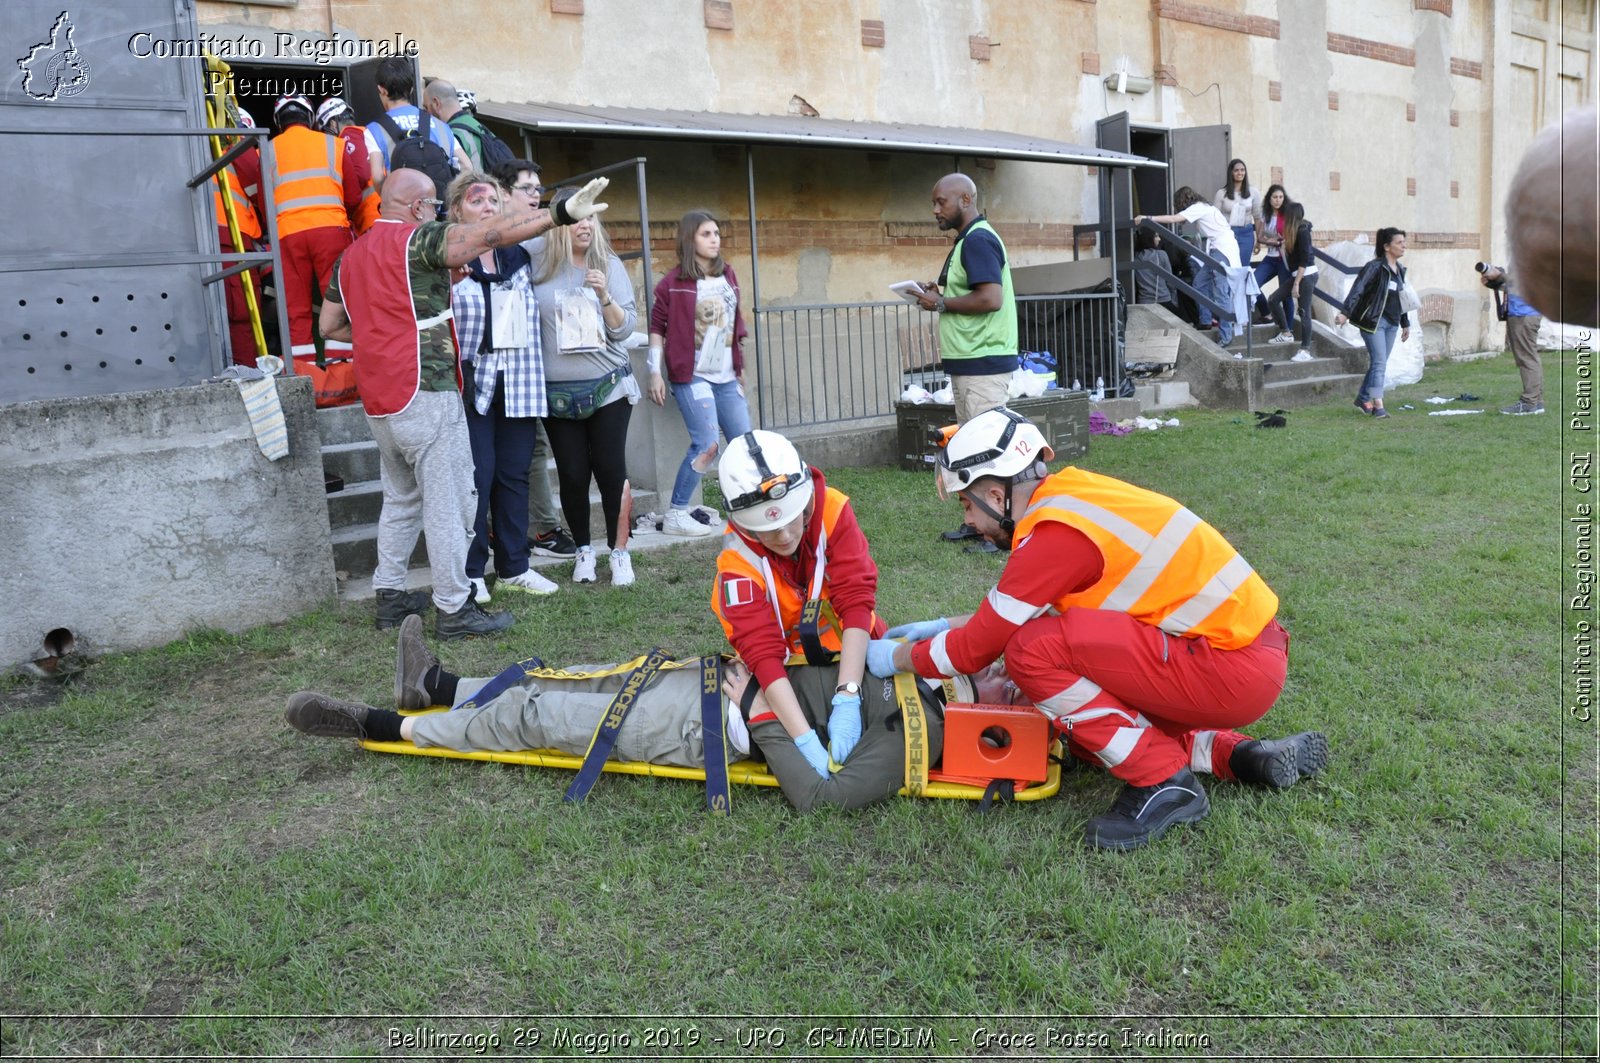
[476,100,1163,169]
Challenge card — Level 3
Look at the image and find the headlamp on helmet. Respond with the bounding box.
[720,431,814,533]
[935,406,1052,501]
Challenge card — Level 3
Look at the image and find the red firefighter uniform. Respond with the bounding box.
[909,465,1290,787]
[713,468,886,692]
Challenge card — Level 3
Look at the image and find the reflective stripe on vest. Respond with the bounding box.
[212,166,262,241]
[1012,468,1277,650]
[273,126,347,237]
[713,487,860,657]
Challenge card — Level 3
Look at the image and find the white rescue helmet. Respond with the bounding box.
[314,96,354,134]
[720,431,814,532]
[936,406,1052,500]
[273,93,314,128]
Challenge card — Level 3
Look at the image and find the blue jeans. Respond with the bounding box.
[670,377,751,509]
[463,372,539,579]
[1357,321,1399,404]
[1254,255,1293,323]
[1195,249,1236,343]
[1232,225,1255,269]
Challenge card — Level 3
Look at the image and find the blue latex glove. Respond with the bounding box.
[883,618,950,642]
[827,692,863,763]
[794,729,831,780]
[866,638,903,679]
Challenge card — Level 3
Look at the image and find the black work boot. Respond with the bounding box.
[284,691,373,738]
[940,523,982,542]
[394,613,439,710]
[436,597,515,642]
[1229,732,1329,789]
[1083,768,1210,852]
[374,588,430,630]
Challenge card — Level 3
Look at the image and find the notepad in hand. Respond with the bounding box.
[890,280,927,303]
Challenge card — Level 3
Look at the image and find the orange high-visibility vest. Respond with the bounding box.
[1012,467,1278,650]
[355,183,380,234]
[212,164,262,242]
[271,125,347,238]
[713,487,876,658]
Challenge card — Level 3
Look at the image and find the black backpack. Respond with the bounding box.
[376,109,453,213]
[450,112,517,173]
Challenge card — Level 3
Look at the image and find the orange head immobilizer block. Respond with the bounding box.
[938,701,1052,785]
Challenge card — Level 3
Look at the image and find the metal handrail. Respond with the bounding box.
[1133,218,1252,361]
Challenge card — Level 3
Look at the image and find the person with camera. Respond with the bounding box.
[1478,262,1544,416]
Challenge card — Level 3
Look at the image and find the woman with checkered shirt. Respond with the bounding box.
[447,171,560,602]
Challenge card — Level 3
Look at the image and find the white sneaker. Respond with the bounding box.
[469,576,491,605]
[609,549,635,586]
[1290,349,1316,362]
[500,568,558,596]
[663,508,717,538]
[1267,331,1295,345]
[573,545,598,583]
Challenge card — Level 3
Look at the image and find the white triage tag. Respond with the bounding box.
[489,287,528,349]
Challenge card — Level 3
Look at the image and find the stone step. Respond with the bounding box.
[1259,355,1346,382]
[313,401,370,445]
[320,439,380,488]
[1260,372,1367,409]
[326,479,385,530]
[330,479,662,579]
[336,528,721,603]
[1132,380,1196,410]
[332,519,429,577]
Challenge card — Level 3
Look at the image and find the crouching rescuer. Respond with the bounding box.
[867,407,1327,851]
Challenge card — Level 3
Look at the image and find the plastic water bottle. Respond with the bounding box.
[1072,377,1083,392]
[1092,376,1106,402]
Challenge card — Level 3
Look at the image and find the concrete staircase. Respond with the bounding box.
[315,403,673,601]
[1130,304,1367,413]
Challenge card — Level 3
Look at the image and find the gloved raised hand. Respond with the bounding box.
[827,692,862,763]
[553,176,610,224]
[794,729,832,780]
[865,639,903,679]
[884,618,949,642]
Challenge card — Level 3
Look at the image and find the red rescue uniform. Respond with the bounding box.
[909,466,1289,786]
[713,469,885,691]
[270,124,361,357]
[213,154,265,366]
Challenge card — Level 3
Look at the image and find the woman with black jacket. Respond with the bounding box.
[1336,227,1411,418]
[1269,202,1319,361]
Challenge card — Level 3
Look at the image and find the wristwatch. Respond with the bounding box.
[934,295,947,314]
[835,681,861,697]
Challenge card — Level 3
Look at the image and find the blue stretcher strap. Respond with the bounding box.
[563,647,672,803]
[796,597,840,665]
[700,655,730,815]
[452,655,546,714]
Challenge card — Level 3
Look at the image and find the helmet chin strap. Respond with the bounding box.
[962,462,1045,550]
[963,484,1016,549]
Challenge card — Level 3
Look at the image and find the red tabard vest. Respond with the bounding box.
[335,220,455,417]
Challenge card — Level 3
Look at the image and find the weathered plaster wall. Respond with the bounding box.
[195,0,1594,353]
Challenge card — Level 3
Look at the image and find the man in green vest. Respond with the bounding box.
[915,172,1019,552]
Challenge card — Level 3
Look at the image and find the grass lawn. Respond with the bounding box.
[1,352,1594,1059]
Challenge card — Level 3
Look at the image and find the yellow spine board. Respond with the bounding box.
[362,651,1063,801]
